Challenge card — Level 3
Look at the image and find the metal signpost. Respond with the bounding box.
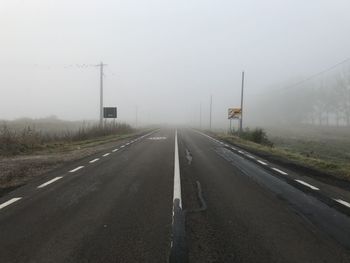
[228,108,241,133]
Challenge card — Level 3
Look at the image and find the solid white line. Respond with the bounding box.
[334,199,350,208]
[69,166,84,173]
[102,153,110,157]
[0,197,22,210]
[272,167,288,175]
[295,179,320,190]
[37,177,63,189]
[112,148,119,152]
[257,160,268,165]
[173,130,182,209]
[89,158,99,163]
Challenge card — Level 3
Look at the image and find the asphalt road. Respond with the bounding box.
[0,128,349,263]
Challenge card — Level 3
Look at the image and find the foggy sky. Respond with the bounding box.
[1,0,350,128]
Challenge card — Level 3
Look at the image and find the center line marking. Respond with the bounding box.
[69,166,84,173]
[89,158,99,163]
[120,145,125,148]
[334,199,350,208]
[272,167,288,175]
[112,149,119,152]
[173,130,182,208]
[102,153,110,157]
[0,197,22,210]
[295,179,320,190]
[37,177,63,189]
[246,154,255,159]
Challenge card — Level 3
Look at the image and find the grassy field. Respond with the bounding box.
[0,117,135,156]
[216,124,350,181]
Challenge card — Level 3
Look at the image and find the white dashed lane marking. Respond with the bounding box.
[334,199,350,208]
[295,179,320,190]
[0,198,22,210]
[257,160,268,165]
[272,167,288,175]
[102,153,110,157]
[89,158,99,163]
[37,177,63,189]
[69,166,84,173]
[112,149,119,152]
[246,154,255,159]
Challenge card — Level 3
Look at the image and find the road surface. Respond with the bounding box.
[0,128,349,262]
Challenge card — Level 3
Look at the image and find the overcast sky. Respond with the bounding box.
[1,0,349,127]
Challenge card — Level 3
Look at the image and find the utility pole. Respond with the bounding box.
[135,105,138,128]
[199,102,202,129]
[209,95,212,130]
[98,62,107,127]
[240,71,245,133]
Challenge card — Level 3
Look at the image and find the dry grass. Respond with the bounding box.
[216,129,350,181]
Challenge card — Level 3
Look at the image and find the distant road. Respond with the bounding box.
[0,128,349,262]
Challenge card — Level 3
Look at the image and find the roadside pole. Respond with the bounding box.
[240,71,245,134]
[209,95,212,130]
[98,62,107,127]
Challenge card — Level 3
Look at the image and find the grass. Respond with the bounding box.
[216,127,350,181]
[0,118,136,156]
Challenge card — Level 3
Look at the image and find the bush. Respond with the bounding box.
[235,127,273,146]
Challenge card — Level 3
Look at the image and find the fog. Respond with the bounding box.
[1,0,350,128]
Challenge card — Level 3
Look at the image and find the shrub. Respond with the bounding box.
[234,127,273,146]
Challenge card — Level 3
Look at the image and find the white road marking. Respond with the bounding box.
[0,197,22,210]
[231,147,236,150]
[120,145,125,148]
[173,130,182,209]
[257,160,268,165]
[69,166,84,173]
[89,158,99,163]
[112,149,119,152]
[272,167,288,175]
[126,143,130,145]
[102,153,110,157]
[37,177,63,189]
[246,154,255,159]
[224,144,229,147]
[238,150,244,154]
[334,199,350,208]
[295,179,320,190]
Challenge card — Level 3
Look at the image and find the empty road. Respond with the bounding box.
[0,128,349,262]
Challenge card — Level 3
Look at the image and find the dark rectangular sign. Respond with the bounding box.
[103,107,117,118]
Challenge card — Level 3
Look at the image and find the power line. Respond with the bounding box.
[250,58,350,96]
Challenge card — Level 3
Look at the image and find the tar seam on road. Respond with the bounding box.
[37,177,63,189]
[169,129,188,263]
[0,197,22,210]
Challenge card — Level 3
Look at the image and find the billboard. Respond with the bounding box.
[103,107,117,118]
[228,108,241,119]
